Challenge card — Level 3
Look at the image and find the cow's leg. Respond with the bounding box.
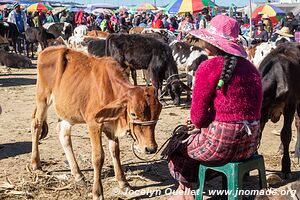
[58,120,84,182]
[131,68,138,85]
[281,104,295,177]
[31,43,35,59]
[142,69,150,86]
[150,70,161,96]
[26,42,29,58]
[89,125,104,200]
[31,101,48,170]
[108,138,129,189]
[12,39,17,54]
[294,105,300,163]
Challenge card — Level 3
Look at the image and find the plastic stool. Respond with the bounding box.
[196,155,267,200]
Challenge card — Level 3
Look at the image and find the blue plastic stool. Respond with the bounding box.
[195,155,267,200]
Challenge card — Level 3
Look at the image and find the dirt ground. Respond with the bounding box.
[0,65,299,200]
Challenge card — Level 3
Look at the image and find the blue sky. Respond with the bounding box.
[77,0,267,7]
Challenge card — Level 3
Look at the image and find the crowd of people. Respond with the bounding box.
[1,2,300,44]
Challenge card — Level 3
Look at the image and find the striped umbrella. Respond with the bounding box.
[165,0,215,14]
[137,3,157,11]
[27,3,52,12]
[252,4,285,25]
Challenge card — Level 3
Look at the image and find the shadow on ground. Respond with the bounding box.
[0,78,36,87]
[0,141,31,160]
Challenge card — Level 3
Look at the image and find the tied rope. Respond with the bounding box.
[130,124,199,161]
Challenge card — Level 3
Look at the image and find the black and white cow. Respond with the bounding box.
[141,28,176,44]
[169,40,208,88]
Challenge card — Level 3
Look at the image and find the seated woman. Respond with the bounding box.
[251,21,269,44]
[168,15,262,200]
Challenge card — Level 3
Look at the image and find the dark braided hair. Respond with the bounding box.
[216,54,238,90]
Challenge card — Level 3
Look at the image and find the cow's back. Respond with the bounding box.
[107,34,172,69]
[37,46,124,123]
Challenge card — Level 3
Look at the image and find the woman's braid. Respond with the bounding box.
[216,54,238,90]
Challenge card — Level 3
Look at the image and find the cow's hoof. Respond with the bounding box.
[92,195,104,200]
[266,174,282,186]
[277,143,284,155]
[283,173,293,180]
[294,149,300,164]
[75,176,87,186]
[120,185,132,193]
[31,161,42,171]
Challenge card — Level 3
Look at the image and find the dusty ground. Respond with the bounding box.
[0,65,299,200]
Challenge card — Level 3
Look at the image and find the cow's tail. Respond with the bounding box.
[105,36,111,56]
[31,107,49,140]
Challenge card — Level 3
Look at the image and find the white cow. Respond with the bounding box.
[73,25,88,37]
[141,28,177,44]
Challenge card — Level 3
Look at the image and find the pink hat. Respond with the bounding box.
[189,15,247,58]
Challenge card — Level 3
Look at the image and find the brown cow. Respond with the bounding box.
[31,46,162,199]
[129,26,145,34]
[87,30,110,39]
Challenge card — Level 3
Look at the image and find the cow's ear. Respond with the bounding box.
[95,98,127,123]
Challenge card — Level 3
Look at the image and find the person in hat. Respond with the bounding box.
[271,26,294,43]
[44,10,55,24]
[277,12,298,35]
[167,15,262,200]
[7,2,28,53]
[254,11,263,24]
[251,21,269,44]
[7,2,28,33]
[32,11,42,27]
[262,14,273,37]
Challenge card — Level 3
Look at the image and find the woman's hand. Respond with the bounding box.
[186,119,195,131]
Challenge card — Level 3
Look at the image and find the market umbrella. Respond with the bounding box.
[27,3,52,12]
[165,0,216,14]
[92,8,114,16]
[0,4,13,11]
[252,4,285,25]
[52,7,66,15]
[137,3,157,11]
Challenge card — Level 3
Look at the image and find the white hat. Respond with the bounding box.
[276,27,294,37]
[262,14,269,19]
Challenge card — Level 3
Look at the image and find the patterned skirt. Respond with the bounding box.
[168,121,261,183]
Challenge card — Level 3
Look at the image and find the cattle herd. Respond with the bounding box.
[1,22,300,199]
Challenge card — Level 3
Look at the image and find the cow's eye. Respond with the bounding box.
[130,113,137,118]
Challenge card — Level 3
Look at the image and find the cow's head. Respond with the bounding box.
[95,86,162,154]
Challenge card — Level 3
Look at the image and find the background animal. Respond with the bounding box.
[43,22,73,40]
[259,42,300,177]
[25,27,55,58]
[106,33,189,105]
[0,22,20,53]
[169,40,208,88]
[0,50,32,68]
[141,28,176,44]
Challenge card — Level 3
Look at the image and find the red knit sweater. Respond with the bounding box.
[190,56,262,128]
